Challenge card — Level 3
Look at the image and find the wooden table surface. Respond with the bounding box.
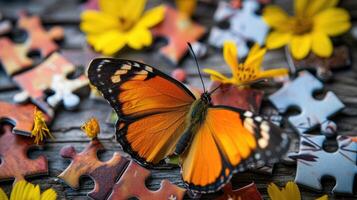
[1,0,357,199]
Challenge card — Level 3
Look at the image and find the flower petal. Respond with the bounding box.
[281,182,301,200]
[10,181,26,200]
[295,0,308,16]
[263,6,290,31]
[127,28,152,49]
[223,41,239,75]
[258,68,289,79]
[137,5,165,28]
[316,195,328,200]
[203,69,231,84]
[80,11,119,34]
[175,0,197,16]
[244,44,266,72]
[40,189,57,200]
[87,30,127,55]
[99,0,146,22]
[267,183,285,200]
[0,187,8,200]
[314,8,351,36]
[290,34,312,60]
[266,31,291,49]
[306,0,339,17]
[312,31,333,57]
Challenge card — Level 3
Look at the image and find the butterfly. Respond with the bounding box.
[88,58,289,193]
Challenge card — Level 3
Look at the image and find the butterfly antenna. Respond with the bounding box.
[187,42,206,93]
[209,83,222,95]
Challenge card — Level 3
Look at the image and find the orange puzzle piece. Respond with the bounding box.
[151,6,206,65]
[0,125,48,183]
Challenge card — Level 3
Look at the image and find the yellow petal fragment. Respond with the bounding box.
[263,5,290,30]
[40,189,57,200]
[281,182,301,200]
[290,34,312,60]
[316,195,328,200]
[32,109,53,145]
[127,28,152,49]
[294,0,308,16]
[136,5,165,28]
[203,69,231,84]
[258,68,289,79]
[80,11,119,34]
[312,31,333,57]
[0,187,8,200]
[175,0,197,17]
[306,0,339,17]
[267,183,285,200]
[266,31,292,49]
[223,41,239,76]
[314,8,351,36]
[81,118,100,139]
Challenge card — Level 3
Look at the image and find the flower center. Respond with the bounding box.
[292,17,313,35]
[118,17,134,31]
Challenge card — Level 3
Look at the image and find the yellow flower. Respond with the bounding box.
[31,109,53,145]
[203,41,288,87]
[81,118,100,139]
[80,0,165,55]
[268,181,328,200]
[263,0,351,60]
[0,180,57,200]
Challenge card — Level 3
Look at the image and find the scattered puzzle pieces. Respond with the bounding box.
[209,81,264,113]
[0,124,48,183]
[108,161,186,200]
[59,138,186,200]
[13,52,89,113]
[290,135,357,194]
[215,182,262,200]
[0,101,36,136]
[286,46,351,81]
[151,5,206,65]
[269,71,345,136]
[58,138,129,200]
[208,1,268,58]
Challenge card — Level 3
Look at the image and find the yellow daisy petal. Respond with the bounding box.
[99,0,146,22]
[266,31,292,49]
[314,8,351,36]
[316,195,328,200]
[80,11,119,34]
[87,30,127,55]
[294,0,308,16]
[31,185,41,200]
[244,44,266,71]
[127,28,152,49]
[0,187,8,200]
[263,5,290,31]
[290,34,312,60]
[267,183,285,200]
[281,182,301,200]
[306,0,339,17]
[203,69,230,83]
[136,5,165,28]
[10,181,26,200]
[312,31,333,57]
[258,68,288,79]
[40,189,57,200]
[223,41,239,76]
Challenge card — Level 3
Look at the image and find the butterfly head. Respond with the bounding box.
[201,92,211,104]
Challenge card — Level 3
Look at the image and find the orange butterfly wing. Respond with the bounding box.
[88,58,195,165]
[181,106,289,193]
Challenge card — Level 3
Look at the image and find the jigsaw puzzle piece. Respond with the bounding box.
[269,71,345,136]
[286,46,351,81]
[13,52,89,112]
[58,138,129,200]
[0,101,36,136]
[215,182,262,200]
[151,6,206,65]
[18,12,64,59]
[291,135,357,194]
[108,161,186,200]
[0,38,32,75]
[208,1,268,58]
[0,124,48,183]
[0,12,12,35]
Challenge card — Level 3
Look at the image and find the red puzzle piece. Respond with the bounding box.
[209,81,264,113]
[108,161,186,200]
[215,183,262,200]
[59,138,186,200]
[0,101,36,136]
[151,6,206,65]
[0,124,48,183]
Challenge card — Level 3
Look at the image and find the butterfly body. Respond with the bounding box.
[88,58,289,193]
